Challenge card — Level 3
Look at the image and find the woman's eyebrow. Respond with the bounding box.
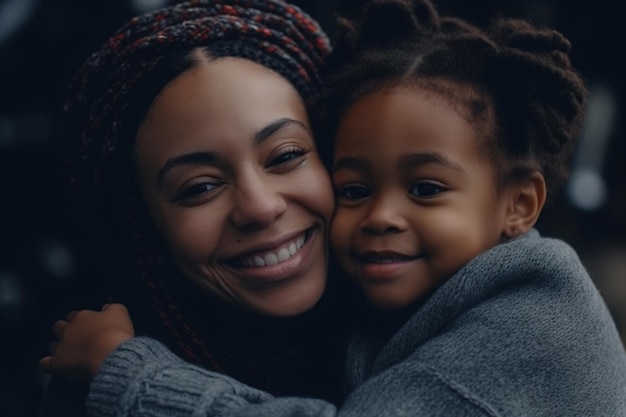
[157,151,218,186]
[253,117,309,145]
[156,118,309,186]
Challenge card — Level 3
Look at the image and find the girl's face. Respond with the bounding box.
[134,56,334,317]
[331,86,511,310]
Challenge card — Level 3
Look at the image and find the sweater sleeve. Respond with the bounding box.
[87,336,337,417]
[87,337,492,417]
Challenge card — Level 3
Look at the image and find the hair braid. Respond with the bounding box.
[319,0,587,198]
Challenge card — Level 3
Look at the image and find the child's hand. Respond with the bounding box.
[39,303,135,381]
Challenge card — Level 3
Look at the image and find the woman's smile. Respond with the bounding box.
[225,227,318,283]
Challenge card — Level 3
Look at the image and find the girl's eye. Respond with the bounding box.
[409,182,445,198]
[269,146,307,167]
[174,181,222,203]
[337,184,371,200]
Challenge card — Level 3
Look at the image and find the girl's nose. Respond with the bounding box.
[360,195,407,236]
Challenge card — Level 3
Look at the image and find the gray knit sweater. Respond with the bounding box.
[87,230,626,416]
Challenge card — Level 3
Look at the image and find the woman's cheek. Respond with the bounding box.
[298,160,335,222]
[161,207,223,263]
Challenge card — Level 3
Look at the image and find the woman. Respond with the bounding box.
[39,1,351,415]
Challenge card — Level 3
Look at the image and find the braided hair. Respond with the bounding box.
[317,0,587,198]
[62,0,331,395]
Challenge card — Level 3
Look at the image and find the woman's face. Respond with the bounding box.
[134,56,334,317]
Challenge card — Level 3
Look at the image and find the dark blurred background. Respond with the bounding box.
[0,1,624,416]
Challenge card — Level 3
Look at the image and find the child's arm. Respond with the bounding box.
[39,305,487,417]
[87,337,340,417]
[83,336,485,417]
[38,303,337,415]
[39,303,135,381]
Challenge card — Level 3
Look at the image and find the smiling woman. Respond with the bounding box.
[134,55,333,317]
[37,1,348,416]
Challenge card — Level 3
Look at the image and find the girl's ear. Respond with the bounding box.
[502,171,546,238]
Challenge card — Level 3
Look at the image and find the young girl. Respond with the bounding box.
[41,0,626,415]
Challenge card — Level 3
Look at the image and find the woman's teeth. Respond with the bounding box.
[239,234,306,267]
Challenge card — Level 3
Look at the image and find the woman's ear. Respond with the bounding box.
[502,171,546,238]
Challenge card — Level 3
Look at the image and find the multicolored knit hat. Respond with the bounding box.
[65,0,330,219]
[61,0,332,389]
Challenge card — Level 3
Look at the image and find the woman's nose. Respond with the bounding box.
[230,173,287,230]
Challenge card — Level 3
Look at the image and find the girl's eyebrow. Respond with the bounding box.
[333,152,463,173]
[333,157,368,173]
[400,152,464,171]
[156,118,308,186]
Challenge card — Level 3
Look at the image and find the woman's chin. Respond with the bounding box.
[247,278,327,318]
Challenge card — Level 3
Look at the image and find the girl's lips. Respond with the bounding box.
[356,251,421,280]
[359,259,418,280]
[358,251,418,263]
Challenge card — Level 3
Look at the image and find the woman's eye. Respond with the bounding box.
[409,182,445,198]
[337,184,371,200]
[269,146,307,167]
[175,181,221,202]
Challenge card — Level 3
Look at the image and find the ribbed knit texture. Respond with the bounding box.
[87,229,626,416]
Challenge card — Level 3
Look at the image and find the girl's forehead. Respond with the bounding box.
[334,87,488,168]
[337,87,478,141]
